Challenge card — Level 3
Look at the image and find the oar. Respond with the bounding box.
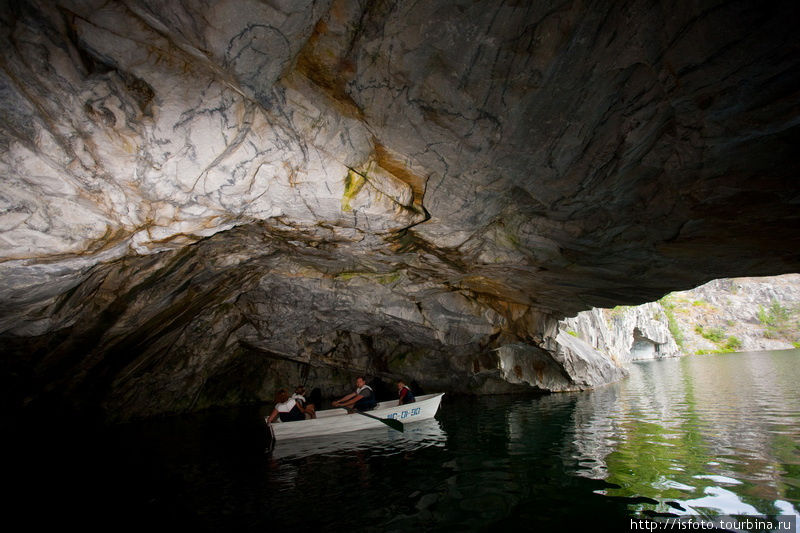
[265,421,276,453]
[346,408,404,432]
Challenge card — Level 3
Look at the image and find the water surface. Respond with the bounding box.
[12,350,799,531]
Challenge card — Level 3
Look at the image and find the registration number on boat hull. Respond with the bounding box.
[387,407,421,420]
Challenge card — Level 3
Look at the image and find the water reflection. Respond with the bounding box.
[266,351,799,529]
[558,349,800,521]
[270,418,447,460]
[16,351,797,531]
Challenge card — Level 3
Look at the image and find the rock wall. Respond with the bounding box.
[0,222,579,421]
[557,274,800,364]
[2,1,799,420]
[558,302,679,364]
[662,274,800,353]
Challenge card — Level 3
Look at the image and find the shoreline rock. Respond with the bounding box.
[556,274,800,364]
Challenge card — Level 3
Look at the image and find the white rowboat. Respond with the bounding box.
[267,393,445,441]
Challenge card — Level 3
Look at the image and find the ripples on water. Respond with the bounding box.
[589,350,800,521]
[12,350,800,531]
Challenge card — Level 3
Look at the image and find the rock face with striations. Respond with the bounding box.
[1,1,799,420]
[662,274,800,353]
[559,302,680,365]
[554,274,800,366]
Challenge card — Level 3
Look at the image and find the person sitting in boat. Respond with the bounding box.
[291,385,316,419]
[331,376,376,412]
[397,380,415,405]
[267,389,307,423]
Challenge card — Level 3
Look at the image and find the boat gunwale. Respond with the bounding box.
[268,393,444,440]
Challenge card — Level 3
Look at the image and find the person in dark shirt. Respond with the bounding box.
[397,380,415,405]
[291,385,316,419]
[332,376,376,411]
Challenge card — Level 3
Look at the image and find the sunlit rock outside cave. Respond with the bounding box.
[2,0,799,530]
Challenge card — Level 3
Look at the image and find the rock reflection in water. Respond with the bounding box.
[555,349,800,519]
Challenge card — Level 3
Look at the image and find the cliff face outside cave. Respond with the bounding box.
[1,0,798,421]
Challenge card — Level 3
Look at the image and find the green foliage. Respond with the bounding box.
[661,294,691,313]
[693,325,741,352]
[757,300,790,326]
[567,330,579,338]
[725,336,742,350]
[696,342,740,355]
[658,295,684,348]
[610,306,630,319]
[695,324,726,343]
[690,299,718,311]
[668,315,684,348]
[756,299,799,343]
[655,292,800,355]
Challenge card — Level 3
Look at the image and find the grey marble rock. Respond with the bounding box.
[1,1,798,419]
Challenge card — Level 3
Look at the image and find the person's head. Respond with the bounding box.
[275,389,289,403]
[355,376,366,387]
[294,385,305,395]
[397,380,406,390]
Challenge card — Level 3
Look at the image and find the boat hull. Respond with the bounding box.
[268,393,444,441]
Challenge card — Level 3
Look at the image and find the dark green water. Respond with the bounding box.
[12,350,799,531]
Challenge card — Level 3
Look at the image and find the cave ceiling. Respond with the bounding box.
[1,0,798,418]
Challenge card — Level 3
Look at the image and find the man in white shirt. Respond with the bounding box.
[332,376,376,411]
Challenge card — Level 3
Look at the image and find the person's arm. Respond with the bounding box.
[292,396,306,411]
[331,392,357,406]
[336,394,364,409]
[267,408,279,423]
[296,400,314,416]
